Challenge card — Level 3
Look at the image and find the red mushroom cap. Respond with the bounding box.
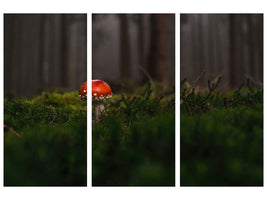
[92,80,112,101]
[79,81,87,100]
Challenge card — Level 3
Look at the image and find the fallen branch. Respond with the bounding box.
[4,124,21,137]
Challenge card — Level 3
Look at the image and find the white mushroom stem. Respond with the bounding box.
[93,101,105,124]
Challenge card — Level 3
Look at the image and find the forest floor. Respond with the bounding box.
[180,79,263,186]
[4,79,262,186]
[4,82,176,186]
[92,82,175,186]
[4,90,87,186]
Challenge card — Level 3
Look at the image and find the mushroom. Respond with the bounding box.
[92,80,112,124]
[79,81,87,100]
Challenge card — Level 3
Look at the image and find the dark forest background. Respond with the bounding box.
[4,14,87,96]
[4,14,263,96]
[181,14,263,89]
[92,14,175,86]
[5,13,175,96]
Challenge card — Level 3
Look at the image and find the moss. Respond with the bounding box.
[180,79,263,186]
[92,82,175,186]
[4,91,87,186]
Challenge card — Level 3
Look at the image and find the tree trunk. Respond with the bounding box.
[119,14,131,81]
[137,14,146,82]
[148,14,170,86]
[229,14,239,88]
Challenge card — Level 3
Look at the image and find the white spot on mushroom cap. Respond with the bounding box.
[92,93,112,101]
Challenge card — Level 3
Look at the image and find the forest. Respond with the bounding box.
[180,14,263,186]
[3,13,263,187]
[4,14,175,186]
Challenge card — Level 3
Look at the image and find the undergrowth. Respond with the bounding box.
[4,90,87,186]
[180,78,263,186]
[92,82,175,186]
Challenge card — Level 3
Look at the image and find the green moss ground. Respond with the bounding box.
[4,90,87,186]
[92,82,175,186]
[180,79,263,186]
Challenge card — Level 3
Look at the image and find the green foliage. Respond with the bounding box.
[92,82,175,186]
[180,79,263,186]
[181,78,263,116]
[4,91,87,186]
[31,90,87,111]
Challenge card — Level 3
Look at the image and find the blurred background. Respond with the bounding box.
[92,14,175,87]
[4,14,87,96]
[181,14,263,89]
[4,14,263,95]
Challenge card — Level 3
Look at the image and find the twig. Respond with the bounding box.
[139,66,156,97]
[181,70,205,105]
[4,124,21,137]
[184,70,205,98]
[184,99,192,116]
[139,66,154,85]
[192,70,206,86]
[50,114,57,124]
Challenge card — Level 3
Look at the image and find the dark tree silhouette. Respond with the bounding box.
[137,14,146,82]
[4,14,87,96]
[148,14,170,86]
[229,14,263,88]
[119,14,131,81]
